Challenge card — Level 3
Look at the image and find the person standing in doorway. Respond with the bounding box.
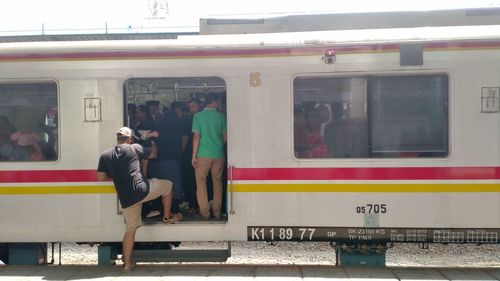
[97,127,173,272]
[135,105,155,147]
[127,103,138,131]
[172,101,198,214]
[188,98,202,116]
[146,100,164,123]
[192,93,227,219]
[149,110,184,223]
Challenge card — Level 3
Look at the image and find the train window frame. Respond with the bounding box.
[0,80,60,163]
[291,72,450,160]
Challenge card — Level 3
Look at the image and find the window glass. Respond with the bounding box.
[294,77,368,158]
[0,82,58,161]
[369,75,448,157]
[293,74,448,159]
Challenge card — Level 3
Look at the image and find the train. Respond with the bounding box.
[1,23,500,265]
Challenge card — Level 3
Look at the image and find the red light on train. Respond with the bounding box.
[324,49,336,64]
[325,50,336,56]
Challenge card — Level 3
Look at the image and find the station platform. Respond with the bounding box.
[2,264,500,280]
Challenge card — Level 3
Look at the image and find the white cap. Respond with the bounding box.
[117,127,138,139]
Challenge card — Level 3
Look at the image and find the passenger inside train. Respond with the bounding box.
[293,75,448,159]
[124,77,228,224]
[0,83,58,162]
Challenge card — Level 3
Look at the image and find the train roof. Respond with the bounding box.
[0,25,500,54]
[200,8,500,34]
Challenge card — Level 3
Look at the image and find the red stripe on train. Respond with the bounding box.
[1,41,500,61]
[232,167,500,181]
[0,48,305,60]
[1,167,499,183]
[0,170,97,183]
[0,45,397,61]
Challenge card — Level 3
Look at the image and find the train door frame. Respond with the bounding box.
[123,77,229,223]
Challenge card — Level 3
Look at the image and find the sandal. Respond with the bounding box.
[162,213,183,224]
[122,262,136,273]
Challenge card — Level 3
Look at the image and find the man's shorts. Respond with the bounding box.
[149,159,183,200]
[122,178,172,232]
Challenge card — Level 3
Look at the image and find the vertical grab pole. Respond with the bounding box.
[50,242,55,264]
[229,165,235,214]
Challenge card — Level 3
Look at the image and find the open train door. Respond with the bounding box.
[124,77,228,224]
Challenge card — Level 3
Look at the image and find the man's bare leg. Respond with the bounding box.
[162,191,173,220]
[122,229,136,270]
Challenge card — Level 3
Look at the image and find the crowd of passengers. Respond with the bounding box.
[128,93,227,223]
[0,110,58,162]
[294,102,333,158]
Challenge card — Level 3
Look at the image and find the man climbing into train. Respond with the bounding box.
[96,127,173,272]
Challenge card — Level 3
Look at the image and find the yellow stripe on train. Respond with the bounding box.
[0,185,116,194]
[231,183,500,192]
[2,183,500,194]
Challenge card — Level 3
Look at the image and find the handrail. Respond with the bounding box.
[229,165,235,214]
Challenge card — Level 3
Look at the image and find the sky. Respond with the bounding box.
[1,0,500,35]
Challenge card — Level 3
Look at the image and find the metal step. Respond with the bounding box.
[98,242,231,265]
[133,242,231,263]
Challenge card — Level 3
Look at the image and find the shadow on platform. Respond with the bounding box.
[1,264,500,280]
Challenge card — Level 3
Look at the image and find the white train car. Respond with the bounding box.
[0,24,500,264]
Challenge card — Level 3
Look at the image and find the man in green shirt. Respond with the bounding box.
[192,93,227,219]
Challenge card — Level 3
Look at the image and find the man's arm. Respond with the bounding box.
[192,132,200,168]
[149,140,158,159]
[97,155,112,181]
[141,159,149,177]
[180,118,190,152]
[96,172,112,181]
[140,141,157,177]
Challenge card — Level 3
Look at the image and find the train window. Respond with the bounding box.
[293,74,448,159]
[369,75,448,158]
[294,77,369,158]
[0,82,58,162]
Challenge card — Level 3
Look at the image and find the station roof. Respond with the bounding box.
[2,7,500,43]
[200,8,500,34]
[0,32,198,43]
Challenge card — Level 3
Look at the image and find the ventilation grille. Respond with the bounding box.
[206,18,265,25]
[466,8,500,16]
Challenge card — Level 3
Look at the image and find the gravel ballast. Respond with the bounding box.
[51,242,500,267]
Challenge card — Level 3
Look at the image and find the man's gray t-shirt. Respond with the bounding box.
[97,143,151,208]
